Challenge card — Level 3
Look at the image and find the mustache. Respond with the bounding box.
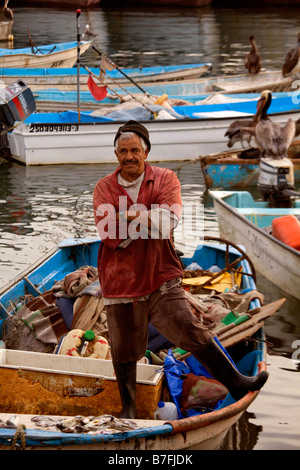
[123,159,138,164]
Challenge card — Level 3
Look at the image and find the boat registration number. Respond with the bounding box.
[29,124,79,133]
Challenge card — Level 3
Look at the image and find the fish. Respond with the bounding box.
[0,415,25,430]
[31,413,140,434]
[6,415,21,427]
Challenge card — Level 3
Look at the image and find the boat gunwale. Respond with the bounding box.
[167,364,265,436]
[201,157,300,165]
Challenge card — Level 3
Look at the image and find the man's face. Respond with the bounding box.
[115,134,149,181]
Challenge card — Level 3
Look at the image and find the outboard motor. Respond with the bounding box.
[0,79,36,155]
[258,157,295,207]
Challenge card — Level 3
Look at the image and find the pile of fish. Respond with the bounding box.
[0,414,140,434]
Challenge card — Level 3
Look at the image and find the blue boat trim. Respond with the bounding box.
[0,62,211,76]
[0,41,90,57]
[0,423,174,446]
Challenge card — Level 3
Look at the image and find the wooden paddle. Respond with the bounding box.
[217,298,286,346]
[185,292,285,349]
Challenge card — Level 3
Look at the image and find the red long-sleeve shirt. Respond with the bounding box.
[93,163,183,298]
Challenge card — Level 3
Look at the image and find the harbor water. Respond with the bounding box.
[0,5,300,450]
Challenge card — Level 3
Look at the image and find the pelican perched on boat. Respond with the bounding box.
[245,35,261,74]
[238,90,296,159]
[3,0,13,21]
[282,32,300,77]
[225,119,255,148]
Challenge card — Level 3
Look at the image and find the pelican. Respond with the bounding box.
[238,90,296,159]
[3,0,13,21]
[225,119,255,148]
[245,35,261,74]
[282,32,300,77]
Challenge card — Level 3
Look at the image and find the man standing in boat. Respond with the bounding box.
[93,120,268,419]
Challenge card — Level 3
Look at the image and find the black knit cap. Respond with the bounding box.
[114,120,151,151]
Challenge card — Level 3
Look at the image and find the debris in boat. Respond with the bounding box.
[31,414,140,434]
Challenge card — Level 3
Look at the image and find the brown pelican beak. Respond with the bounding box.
[256,96,265,112]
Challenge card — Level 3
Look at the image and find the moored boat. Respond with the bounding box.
[0,237,283,449]
[209,190,300,300]
[0,41,91,68]
[199,144,300,189]
[5,93,300,165]
[0,62,213,91]
[30,89,296,113]
[0,68,292,92]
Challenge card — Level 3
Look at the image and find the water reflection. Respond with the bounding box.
[219,411,262,450]
[8,6,300,75]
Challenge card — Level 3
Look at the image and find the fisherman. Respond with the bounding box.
[93,120,268,419]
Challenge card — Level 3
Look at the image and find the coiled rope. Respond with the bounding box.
[11,424,26,450]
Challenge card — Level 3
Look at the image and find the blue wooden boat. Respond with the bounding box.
[0,41,91,68]
[210,190,300,300]
[0,68,291,93]
[200,145,300,190]
[32,89,294,109]
[0,62,212,86]
[0,237,282,450]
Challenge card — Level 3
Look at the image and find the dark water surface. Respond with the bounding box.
[0,5,299,450]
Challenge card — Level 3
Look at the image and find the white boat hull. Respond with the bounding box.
[7,110,300,166]
[210,192,300,299]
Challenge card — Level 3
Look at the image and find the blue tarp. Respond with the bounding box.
[164,337,238,419]
[173,95,300,117]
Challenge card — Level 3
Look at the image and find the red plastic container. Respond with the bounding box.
[272,215,300,250]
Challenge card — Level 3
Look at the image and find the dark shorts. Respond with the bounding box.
[106,278,212,363]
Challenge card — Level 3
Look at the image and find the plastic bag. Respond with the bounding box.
[181,373,228,414]
[163,337,236,418]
